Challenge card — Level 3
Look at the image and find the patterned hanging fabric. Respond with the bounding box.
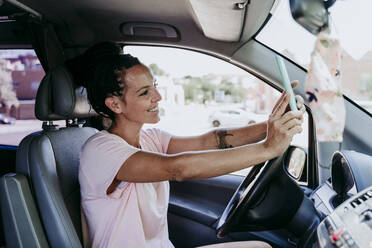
[305,31,345,142]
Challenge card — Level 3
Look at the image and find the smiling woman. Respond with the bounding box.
[126,45,308,156]
[105,64,162,127]
[75,42,304,247]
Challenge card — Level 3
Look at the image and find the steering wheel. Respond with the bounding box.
[216,148,305,238]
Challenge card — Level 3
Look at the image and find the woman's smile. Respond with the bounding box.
[147,106,159,113]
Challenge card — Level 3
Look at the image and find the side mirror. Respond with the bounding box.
[289,0,337,35]
[285,146,306,180]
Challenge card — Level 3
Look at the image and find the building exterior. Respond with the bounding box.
[0,52,44,120]
[157,76,185,106]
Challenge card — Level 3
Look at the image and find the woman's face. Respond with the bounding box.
[115,64,161,124]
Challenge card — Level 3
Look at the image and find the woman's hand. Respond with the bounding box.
[271,80,305,113]
[264,92,305,157]
[295,90,305,111]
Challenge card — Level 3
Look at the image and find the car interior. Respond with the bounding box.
[0,0,372,248]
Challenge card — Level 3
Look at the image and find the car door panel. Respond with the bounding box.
[168,175,242,247]
[168,175,295,248]
[169,175,240,226]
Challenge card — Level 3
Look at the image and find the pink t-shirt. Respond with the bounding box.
[79,128,174,248]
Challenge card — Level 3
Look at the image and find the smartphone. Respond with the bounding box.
[275,55,298,111]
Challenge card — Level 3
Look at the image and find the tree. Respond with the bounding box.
[180,74,247,104]
[149,63,167,76]
[218,77,245,103]
[181,75,216,104]
[0,59,19,116]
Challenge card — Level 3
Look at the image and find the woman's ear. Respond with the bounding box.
[105,97,122,114]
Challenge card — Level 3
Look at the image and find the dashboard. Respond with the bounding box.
[311,180,336,216]
[317,186,372,247]
[308,150,372,247]
[311,150,372,217]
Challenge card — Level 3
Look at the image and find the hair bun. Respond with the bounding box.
[66,42,122,88]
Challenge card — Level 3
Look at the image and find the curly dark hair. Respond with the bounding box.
[85,54,141,120]
[66,41,123,88]
[66,42,141,120]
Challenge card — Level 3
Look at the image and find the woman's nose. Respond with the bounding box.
[152,89,162,102]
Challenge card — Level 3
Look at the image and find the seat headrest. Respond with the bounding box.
[35,66,97,121]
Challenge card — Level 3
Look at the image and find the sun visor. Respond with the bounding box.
[188,0,247,42]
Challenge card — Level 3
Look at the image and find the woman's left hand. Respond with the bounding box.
[271,80,306,115]
[295,95,305,111]
[295,94,306,120]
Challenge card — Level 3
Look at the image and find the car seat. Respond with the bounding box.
[0,65,97,248]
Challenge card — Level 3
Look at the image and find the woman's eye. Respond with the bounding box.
[139,90,148,96]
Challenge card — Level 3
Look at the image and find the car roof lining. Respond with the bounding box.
[3,0,41,18]
[0,21,32,45]
[5,0,274,54]
[0,0,280,86]
[0,0,27,17]
[0,0,41,47]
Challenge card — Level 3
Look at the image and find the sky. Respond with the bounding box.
[329,0,372,59]
[125,46,248,78]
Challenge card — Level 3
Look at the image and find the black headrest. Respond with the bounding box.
[35,66,96,121]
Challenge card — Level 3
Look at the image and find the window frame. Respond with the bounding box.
[123,44,312,185]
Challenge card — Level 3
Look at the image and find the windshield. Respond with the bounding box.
[257,0,372,114]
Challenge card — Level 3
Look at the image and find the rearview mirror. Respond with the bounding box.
[289,0,337,34]
[285,146,306,180]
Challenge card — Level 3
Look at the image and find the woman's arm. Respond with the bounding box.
[115,92,303,183]
[166,122,267,154]
[117,141,272,182]
[167,92,305,154]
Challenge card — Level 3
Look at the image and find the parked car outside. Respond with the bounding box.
[0,114,15,125]
[208,108,267,127]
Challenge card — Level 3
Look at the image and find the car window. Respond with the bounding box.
[125,45,308,177]
[257,0,372,114]
[0,49,63,146]
[228,111,240,115]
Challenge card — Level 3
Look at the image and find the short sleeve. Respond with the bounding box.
[79,131,140,198]
[142,128,172,154]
